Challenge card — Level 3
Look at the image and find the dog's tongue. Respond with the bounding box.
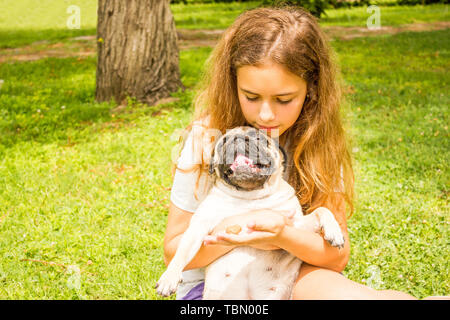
[230,154,256,172]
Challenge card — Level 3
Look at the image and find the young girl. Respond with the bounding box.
[163,5,417,300]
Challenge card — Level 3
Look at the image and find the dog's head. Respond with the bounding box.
[209,126,286,191]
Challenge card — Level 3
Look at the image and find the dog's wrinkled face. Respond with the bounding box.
[210,126,285,191]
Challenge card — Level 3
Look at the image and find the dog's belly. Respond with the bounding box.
[203,247,302,300]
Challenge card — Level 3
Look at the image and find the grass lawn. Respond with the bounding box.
[0,3,448,299]
[321,3,450,26]
[332,30,449,296]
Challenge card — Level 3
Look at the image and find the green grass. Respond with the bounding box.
[331,29,449,296]
[0,108,186,299]
[0,57,108,150]
[0,4,448,299]
[0,48,203,299]
[321,3,450,26]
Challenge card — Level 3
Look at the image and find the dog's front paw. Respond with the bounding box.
[324,228,345,249]
[155,269,183,297]
[321,220,345,249]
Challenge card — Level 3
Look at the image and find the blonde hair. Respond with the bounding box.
[179,6,354,215]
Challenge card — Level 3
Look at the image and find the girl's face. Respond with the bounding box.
[237,61,307,138]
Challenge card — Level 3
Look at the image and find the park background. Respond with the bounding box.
[0,0,448,299]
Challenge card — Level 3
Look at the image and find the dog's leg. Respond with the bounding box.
[156,215,213,297]
[294,207,345,248]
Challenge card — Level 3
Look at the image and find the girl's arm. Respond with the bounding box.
[163,201,237,270]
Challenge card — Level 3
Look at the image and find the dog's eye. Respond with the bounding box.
[225,168,233,176]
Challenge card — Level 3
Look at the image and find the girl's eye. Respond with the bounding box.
[277,99,292,105]
[246,96,258,102]
[245,96,292,104]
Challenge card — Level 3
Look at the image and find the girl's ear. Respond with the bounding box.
[209,148,216,175]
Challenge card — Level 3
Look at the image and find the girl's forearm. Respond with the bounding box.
[164,234,236,271]
[184,243,236,270]
[274,225,349,272]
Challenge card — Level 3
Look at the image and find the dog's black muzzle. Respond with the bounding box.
[214,128,279,191]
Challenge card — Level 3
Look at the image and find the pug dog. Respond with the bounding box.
[156,126,345,299]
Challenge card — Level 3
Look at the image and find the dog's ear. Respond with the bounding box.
[278,145,287,173]
[209,148,215,175]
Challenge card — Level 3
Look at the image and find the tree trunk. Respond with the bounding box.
[96,0,182,106]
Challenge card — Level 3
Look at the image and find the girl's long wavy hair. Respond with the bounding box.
[178,6,354,215]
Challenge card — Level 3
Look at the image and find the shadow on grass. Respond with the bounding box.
[0,55,192,156]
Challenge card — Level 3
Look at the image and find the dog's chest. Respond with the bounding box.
[199,181,303,299]
[207,180,299,215]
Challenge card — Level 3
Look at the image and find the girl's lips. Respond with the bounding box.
[258,125,279,131]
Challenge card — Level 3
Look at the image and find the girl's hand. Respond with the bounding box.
[203,209,295,250]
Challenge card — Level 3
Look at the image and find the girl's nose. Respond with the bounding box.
[259,101,275,123]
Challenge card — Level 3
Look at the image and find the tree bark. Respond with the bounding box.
[96,0,182,106]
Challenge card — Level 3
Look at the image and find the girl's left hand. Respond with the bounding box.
[203,210,294,249]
